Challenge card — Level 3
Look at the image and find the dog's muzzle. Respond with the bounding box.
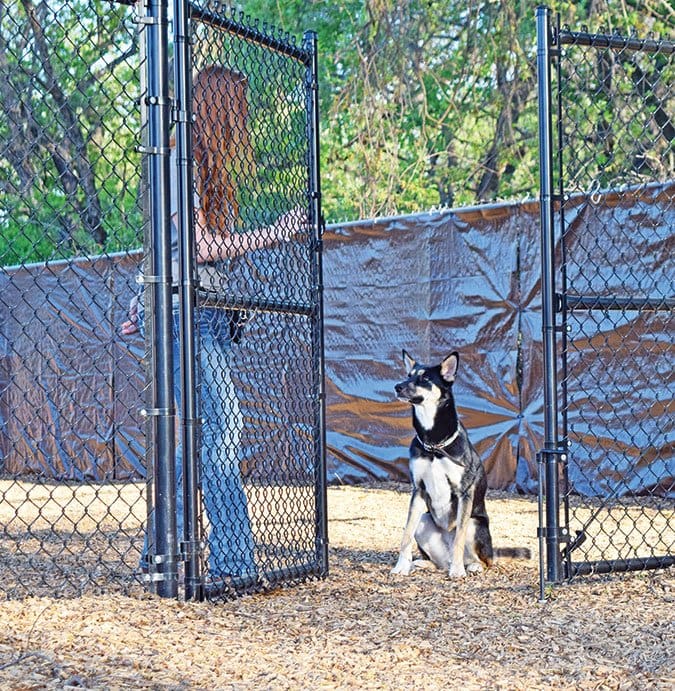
[395,381,422,404]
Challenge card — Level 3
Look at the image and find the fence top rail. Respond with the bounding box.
[189,1,312,65]
[557,28,675,55]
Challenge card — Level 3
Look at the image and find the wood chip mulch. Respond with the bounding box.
[0,484,672,690]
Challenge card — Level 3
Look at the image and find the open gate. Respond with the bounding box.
[536,7,674,590]
[141,0,328,600]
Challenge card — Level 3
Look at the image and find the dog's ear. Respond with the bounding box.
[440,351,459,382]
[402,349,416,374]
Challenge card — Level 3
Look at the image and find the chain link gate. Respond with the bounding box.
[143,0,328,601]
[536,7,674,591]
[0,0,327,601]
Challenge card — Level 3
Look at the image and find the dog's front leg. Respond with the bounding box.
[448,487,474,579]
[391,490,426,576]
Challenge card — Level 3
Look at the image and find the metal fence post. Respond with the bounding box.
[536,5,562,585]
[142,0,178,598]
[304,30,329,575]
[173,0,202,601]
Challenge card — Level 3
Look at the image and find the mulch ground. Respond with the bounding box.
[0,484,672,690]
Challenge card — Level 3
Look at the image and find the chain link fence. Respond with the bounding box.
[0,0,327,601]
[537,8,674,584]
[0,0,145,598]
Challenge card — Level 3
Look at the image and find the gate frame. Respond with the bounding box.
[536,5,675,598]
[140,0,328,600]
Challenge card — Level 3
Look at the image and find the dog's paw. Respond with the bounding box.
[391,557,414,576]
[448,564,466,579]
[465,562,484,575]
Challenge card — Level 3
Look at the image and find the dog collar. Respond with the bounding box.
[416,428,462,464]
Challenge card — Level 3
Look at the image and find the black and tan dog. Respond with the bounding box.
[391,350,499,578]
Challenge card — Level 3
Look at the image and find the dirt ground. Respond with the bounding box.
[0,484,672,690]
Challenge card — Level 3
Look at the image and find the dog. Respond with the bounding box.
[391,350,511,579]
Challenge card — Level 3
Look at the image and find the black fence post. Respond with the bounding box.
[142,0,178,598]
[536,5,562,587]
[172,0,203,602]
[304,30,329,575]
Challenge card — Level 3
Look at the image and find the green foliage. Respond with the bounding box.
[243,0,674,221]
[0,0,142,266]
[0,0,672,265]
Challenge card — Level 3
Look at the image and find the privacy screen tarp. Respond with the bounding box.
[322,205,532,488]
[1,189,672,494]
[0,253,145,480]
[558,184,674,498]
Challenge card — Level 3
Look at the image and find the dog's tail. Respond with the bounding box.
[493,547,532,560]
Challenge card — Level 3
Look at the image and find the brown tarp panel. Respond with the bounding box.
[322,205,529,488]
[554,184,674,497]
[0,254,145,480]
[1,188,672,494]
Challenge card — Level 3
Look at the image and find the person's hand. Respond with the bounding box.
[121,295,140,336]
[273,206,309,242]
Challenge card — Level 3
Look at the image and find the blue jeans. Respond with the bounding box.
[143,304,257,578]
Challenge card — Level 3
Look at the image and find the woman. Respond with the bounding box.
[123,66,306,582]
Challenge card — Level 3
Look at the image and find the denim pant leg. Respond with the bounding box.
[197,309,257,578]
[140,306,256,578]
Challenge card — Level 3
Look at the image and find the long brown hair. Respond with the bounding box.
[191,65,252,233]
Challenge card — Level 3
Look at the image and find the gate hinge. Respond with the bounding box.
[144,96,172,107]
[549,29,561,57]
[133,14,161,26]
[136,144,171,155]
[180,540,206,560]
[147,552,181,565]
[536,448,568,465]
[140,407,175,417]
[142,571,178,583]
[141,552,181,583]
[172,106,191,124]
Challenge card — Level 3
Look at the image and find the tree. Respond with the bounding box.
[0,0,140,264]
[0,0,670,256]
[245,0,673,220]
